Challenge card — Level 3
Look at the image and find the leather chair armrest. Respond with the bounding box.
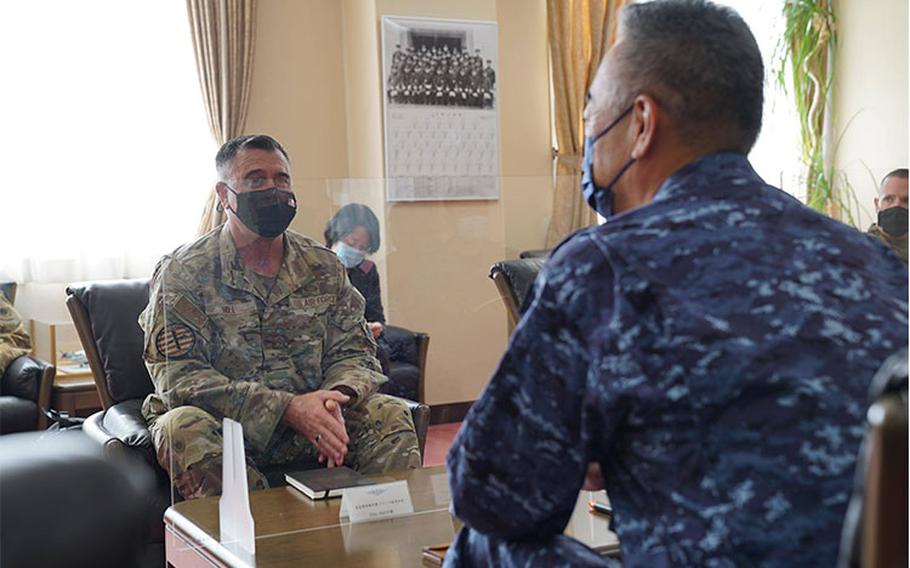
[84,399,157,470]
[83,410,116,446]
[401,398,430,461]
[2,355,45,401]
[102,399,153,448]
[83,403,170,547]
[2,355,54,430]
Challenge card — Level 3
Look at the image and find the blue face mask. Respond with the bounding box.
[581,104,635,218]
[335,242,365,269]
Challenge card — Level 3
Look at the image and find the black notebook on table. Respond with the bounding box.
[284,466,376,500]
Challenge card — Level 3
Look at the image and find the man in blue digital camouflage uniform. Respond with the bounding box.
[445,1,909,566]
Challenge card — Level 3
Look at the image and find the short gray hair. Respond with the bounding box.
[610,0,764,153]
[881,168,909,187]
[215,134,290,182]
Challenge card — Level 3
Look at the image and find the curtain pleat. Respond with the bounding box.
[187,0,257,236]
[545,0,628,247]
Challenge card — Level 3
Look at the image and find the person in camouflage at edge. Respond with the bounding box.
[445,1,908,567]
[0,291,31,378]
[866,168,908,265]
[141,135,420,500]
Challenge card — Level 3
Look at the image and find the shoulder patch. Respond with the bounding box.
[174,296,207,329]
[155,324,196,358]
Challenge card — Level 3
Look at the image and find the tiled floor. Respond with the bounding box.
[423,422,462,467]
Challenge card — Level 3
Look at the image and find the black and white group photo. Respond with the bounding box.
[381,17,501,202]
[385,35,496,109]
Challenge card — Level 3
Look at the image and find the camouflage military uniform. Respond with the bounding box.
[446,153,909,567]
[0,293,31,377]
[141,225,420,500]
[867,222,908,265]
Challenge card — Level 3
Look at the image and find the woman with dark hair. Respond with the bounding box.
[324,204,385,339]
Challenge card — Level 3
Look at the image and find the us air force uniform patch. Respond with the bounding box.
[155,323,196,358]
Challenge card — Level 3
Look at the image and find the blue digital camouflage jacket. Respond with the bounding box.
[447,153,909,567]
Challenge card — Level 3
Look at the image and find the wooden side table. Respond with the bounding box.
[30,319,102,419]
[51,374,102,418]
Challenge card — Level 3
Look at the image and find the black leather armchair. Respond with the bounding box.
[0,356,54,434]
[489,257,547,332]
[380,324,430,403]
[0,282,55,434]
[65,279,170,561]
[65,278,431,560]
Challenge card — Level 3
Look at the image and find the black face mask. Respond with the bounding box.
[225,186,297,239]
[878,206,908,237]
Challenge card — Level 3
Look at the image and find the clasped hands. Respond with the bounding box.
[282,390,350,468]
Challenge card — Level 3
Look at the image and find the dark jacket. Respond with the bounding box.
[348,260,385,324]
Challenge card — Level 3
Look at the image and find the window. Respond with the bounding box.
[0,1,214,283]
[716,0,803,198]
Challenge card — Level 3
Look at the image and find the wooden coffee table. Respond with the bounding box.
[165,465,619,567]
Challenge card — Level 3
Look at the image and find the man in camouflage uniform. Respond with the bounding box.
[866,168,908,265]
[0,291,31,378]
[141,135,420,500]
[446,2,908,566]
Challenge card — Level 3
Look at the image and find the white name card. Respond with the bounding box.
[339,480,415,524]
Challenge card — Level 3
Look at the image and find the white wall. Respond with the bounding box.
[833,0,909,228]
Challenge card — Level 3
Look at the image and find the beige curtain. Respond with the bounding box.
[187,0,257,236]
[545,0,627,247]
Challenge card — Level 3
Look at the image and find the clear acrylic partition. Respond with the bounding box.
[151,1,576,554]
[159,174,584,562]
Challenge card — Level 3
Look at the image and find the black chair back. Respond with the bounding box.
[489,257,546,330]
[65,279,152,408]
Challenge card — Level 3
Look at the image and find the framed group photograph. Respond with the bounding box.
[381,16,501,202]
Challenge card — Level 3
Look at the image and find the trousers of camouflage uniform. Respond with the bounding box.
[148,393,421,499]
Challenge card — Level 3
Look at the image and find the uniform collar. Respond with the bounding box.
[868,223,909,259]
[218,224,315,305]
[651,152,760,204]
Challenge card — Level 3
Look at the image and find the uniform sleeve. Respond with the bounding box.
[0,296,31,377]
[363,266,386,324]
[140,258,294,452]
[447,238,617,541]
[320,264,385,404]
